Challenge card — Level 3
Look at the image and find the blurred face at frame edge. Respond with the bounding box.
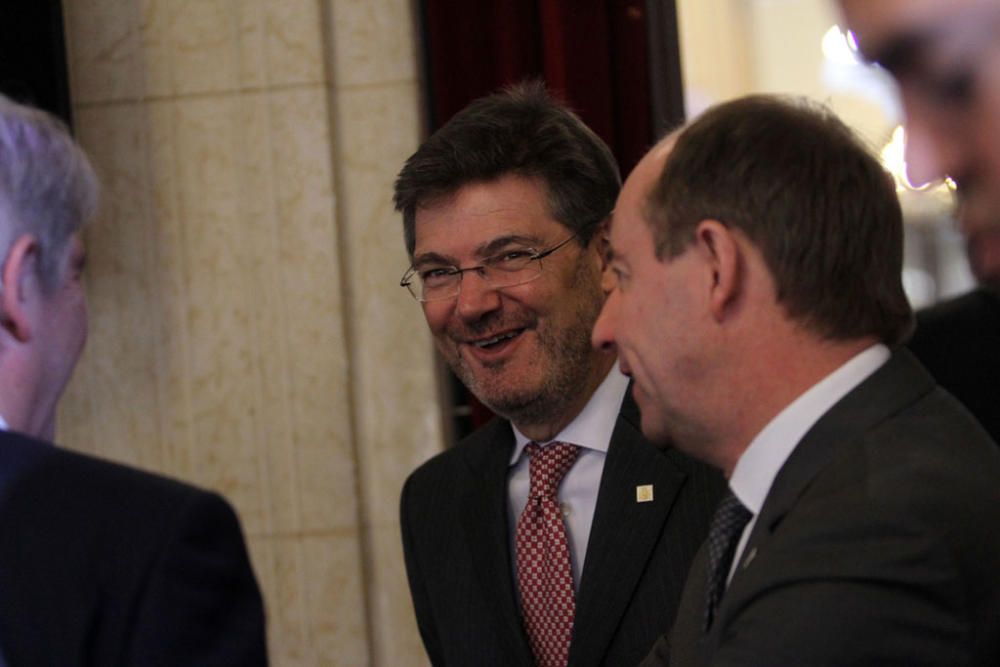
[840,0,1000,290]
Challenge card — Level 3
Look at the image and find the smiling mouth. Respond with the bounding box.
[471,329,524,349]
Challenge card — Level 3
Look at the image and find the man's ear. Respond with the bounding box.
[693,219,742,322]
[591,218,616,295]
[0,235,41,343]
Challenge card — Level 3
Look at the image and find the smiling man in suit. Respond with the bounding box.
[393,82,725,667]
[594,94,1000,666]
[0,94,268,665]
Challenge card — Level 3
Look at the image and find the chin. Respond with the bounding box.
[639,415,672,447]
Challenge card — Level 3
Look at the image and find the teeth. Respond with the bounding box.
[474,331,519,348]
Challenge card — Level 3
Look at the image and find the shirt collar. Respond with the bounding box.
[509,362,629,465]
[729,343,890,514]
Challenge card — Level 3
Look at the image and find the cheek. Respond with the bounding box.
[612,290,646,351]
[421,303,453,337]
[72,291,89,344]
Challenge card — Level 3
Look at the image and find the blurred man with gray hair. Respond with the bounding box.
[0,94,268,665]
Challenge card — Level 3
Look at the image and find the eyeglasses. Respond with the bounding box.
[400,234,578,302]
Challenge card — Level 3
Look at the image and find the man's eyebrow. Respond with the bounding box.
[411,251,455,268]
[411,235,540,268]
[478,234,540,256]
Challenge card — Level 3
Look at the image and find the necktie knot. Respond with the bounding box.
[524,442,580,500]
[705,489,753,631]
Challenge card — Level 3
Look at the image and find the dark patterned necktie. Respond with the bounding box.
[515,441,581,667]
[704,489,753,631]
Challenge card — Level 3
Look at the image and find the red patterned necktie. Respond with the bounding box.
[515,441,581,667]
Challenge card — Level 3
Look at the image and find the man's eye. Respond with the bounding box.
[612,267,628,287]
[495,250,532,263]
[924,68,975,105]
[420,268,457,283]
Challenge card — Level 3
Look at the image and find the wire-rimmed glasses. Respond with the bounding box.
[400,234,577,302]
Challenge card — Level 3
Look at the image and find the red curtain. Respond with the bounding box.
[420,0,655,175]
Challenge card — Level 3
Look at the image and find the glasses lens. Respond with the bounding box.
[420,271,461,301]
[486,257,542,288]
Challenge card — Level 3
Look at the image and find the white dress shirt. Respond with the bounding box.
[507,363,629,589]
[727,344,890,583]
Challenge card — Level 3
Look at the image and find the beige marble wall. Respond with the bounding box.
[59,0,441,664]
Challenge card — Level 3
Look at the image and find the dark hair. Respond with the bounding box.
[393,80,621,256]
[649,94,913,344]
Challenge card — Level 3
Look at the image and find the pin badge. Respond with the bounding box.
[636,484,654,503]
[742,547,757,569]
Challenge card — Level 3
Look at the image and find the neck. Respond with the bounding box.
[511,353,616,442]
[0,358,56,441]
[715,332,879,477]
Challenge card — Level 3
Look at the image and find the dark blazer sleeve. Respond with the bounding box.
[129,490,268,666]
[400,473,445,666]
[907,288,1000,444]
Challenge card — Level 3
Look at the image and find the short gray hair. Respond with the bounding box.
[0,94,98,290]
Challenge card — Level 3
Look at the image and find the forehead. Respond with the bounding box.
[841,0,990,60]
[609,141,670,252]
[412,174,565,257]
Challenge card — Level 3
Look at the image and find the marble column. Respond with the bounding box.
[59,0,441,663]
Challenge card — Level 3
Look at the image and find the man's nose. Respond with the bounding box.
[455,270,502,321]
[591,289,619,353]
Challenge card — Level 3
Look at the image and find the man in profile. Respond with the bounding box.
[593,95,1000,665]
[394,82,724,666]
[839,0,1000,442]
[0,94,268,665]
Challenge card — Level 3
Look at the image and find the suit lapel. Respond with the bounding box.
[457,419,535,664]
[569,395,688,666]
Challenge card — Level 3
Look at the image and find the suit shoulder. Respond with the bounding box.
[404,417,511,487]
[811,391,1000,527]
[2,438,237,540]
[911,288,1000,348]
[44,445,209,499]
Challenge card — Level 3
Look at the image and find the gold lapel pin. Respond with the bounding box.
[636,484,654,503]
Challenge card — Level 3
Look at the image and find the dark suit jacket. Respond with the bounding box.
[400,393,726,666]
[908,287,1000,443]
[0,430,268,666]
[646,350,1000,667]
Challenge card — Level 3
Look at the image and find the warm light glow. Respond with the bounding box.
[846,29,859,52]
[881,125,934,192]
[822,25,860,65]
[881,125,915,191]
[881,126,957,212]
